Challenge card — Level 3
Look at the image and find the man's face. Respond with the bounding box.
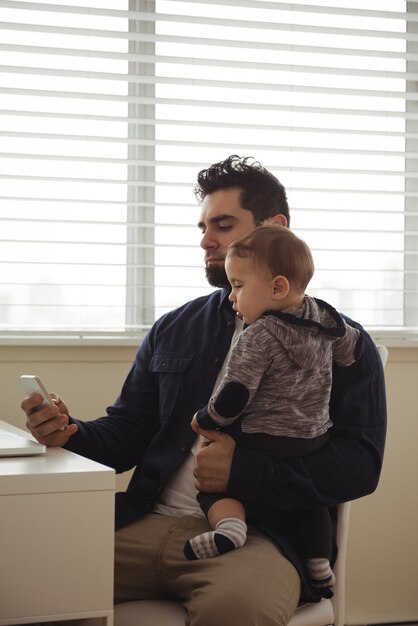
[198,187,257,287]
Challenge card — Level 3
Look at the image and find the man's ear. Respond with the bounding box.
[271,275,290,300]
[265,214,288,228]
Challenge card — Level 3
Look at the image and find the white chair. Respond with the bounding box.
[114,345,388,626]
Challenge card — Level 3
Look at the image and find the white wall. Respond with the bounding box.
[345,347,418,624]
[1,343,417,624]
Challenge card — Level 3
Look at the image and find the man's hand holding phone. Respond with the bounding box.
[20,375,78,447]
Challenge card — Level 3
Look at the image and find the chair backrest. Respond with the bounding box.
[376,344,388,367]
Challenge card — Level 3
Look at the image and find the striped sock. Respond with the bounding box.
[305,557,336,588]
[184,518,247,560]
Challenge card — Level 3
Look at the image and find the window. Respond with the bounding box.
[0,0,416,344]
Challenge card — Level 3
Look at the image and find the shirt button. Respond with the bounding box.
[180,446,188,453]
[227,321,234,327]
[214,358,220,365]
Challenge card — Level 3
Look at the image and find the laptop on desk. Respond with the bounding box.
[0,425,46,457]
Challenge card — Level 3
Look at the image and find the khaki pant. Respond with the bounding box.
[115,513,301,626]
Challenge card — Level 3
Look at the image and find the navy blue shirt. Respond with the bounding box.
[66,288,386,600]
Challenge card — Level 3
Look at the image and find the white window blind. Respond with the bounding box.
[0,0,417,344]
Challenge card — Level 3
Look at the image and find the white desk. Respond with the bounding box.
[0,420,115,626]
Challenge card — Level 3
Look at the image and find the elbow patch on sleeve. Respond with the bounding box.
[214,382,250,418]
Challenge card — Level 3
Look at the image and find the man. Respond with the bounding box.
[21,155,386,626]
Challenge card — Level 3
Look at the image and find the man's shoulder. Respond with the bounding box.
[332,313,384,390]
[136,289,230,360]
[148,289,229,340]
[160,289,224,320]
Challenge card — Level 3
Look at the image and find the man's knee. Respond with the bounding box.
[188,576,300,626]
[185,530,301,626]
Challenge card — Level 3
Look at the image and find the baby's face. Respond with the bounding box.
[226,254,274,324]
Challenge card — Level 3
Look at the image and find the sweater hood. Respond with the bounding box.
[259,296,346,370]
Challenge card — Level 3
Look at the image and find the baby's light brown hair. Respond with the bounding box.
[227,225,314,293]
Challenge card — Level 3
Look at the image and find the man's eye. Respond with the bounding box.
[217,224,232,231]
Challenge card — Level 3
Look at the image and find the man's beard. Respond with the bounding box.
[205,264,229,288]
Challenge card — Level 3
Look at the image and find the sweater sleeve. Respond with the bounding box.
[196,325,268,429]
[226,322,386,510]
[195,381,251,429]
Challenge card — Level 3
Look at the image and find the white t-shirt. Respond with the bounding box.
[153,317,244,517]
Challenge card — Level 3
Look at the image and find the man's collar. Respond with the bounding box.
[219,287,232,311]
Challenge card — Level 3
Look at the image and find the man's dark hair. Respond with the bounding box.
[195,155,290,225]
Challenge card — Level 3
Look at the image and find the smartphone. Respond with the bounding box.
[20,375,67,432]
[19,375,54,409]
